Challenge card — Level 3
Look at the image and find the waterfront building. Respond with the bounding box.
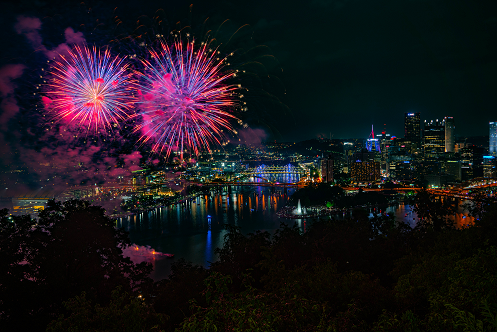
[444,116,455,153]
[490,122,497,156]
[483,156,496,178]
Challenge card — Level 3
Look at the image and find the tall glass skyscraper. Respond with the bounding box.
[444,116,455,153]
[404,112,421,140]
[490,122,497,156]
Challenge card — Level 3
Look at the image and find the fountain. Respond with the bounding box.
[296,199,302,215]
[277,198,322,219]
[276,197,335,219]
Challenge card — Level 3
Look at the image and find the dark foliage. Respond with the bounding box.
[3,190,497,331]
[0,199,153,331]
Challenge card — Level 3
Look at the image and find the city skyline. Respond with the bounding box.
[1,0,497,190]
[0,0,496,143]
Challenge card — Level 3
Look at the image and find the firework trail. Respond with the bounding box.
[137,38,240,159]
[42,45,136,133]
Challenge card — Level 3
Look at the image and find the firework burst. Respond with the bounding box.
[137,38,240,159]
[42,45,136,133]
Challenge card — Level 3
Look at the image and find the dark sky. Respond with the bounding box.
[1,0,497,144]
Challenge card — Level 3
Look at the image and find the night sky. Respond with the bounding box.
[1,0,497,146]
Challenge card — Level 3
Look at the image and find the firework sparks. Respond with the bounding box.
[137,38,240,159]
[42,45,136,133]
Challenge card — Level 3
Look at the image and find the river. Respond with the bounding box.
[117,186,474,281]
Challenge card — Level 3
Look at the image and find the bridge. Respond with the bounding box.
[237,164,307,184]
[464,178,497,190]
[204,182,304,187]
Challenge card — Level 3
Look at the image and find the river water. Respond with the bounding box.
[117,186,474,281]
[117,186,303,280]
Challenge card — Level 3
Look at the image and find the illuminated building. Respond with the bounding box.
[444,116,455,153]
[343,141,356,173]
[460,145,484,180]
[423,119,445,157]
[320,155,334,183]
[404,112,421,140]
[12,197,51,216]
[483,156,496,178]
[388,161,414,181]
[404,113,422,155]
[377,129,392,176]
[387,143,415,181]
[350,161,381,182]
[490,122,497,156]
[350,149,380,182]
[366,125,381,152]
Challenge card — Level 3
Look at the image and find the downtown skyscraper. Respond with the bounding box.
[444,116,455,153]
[404,112,421,141]
[423,119,445,157]
[490,122,497,156]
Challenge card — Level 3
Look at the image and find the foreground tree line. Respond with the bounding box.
[1,191,497,331]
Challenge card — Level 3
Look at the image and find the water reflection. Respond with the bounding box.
[386,200,474,228]
[117,187,478,281]
[117,186,298,280]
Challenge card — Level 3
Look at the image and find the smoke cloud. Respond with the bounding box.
[237,127,268,145]
[0,64,25,97]
[0,64,25,165]
[15,16,86,59]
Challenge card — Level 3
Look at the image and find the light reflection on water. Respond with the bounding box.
[386,200,474,228]
[117,186,299,280]
[117,187,476,281]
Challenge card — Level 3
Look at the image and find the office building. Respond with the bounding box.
[321,156,334,183]
[444,116,455,153]
[350,161,381,182]
[366,125,381,152]
[389,161,414,181]
[350,149,380,182]
[483,156,496,178]
[490,122,497,156]
[445,160,462,181]
[404,112,421,140]
[460,145,484,179]
[423,119,445,157]
[353,149,375,162]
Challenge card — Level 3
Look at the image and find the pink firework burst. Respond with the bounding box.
[42,45,136,133]
[137,38,240,159]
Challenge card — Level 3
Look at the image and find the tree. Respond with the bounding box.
[411,189,456,232]
[47,287,166,332]
[0,199,152,331]
[464,191,493,223]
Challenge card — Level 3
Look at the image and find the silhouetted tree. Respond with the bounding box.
[0,199,152,331]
